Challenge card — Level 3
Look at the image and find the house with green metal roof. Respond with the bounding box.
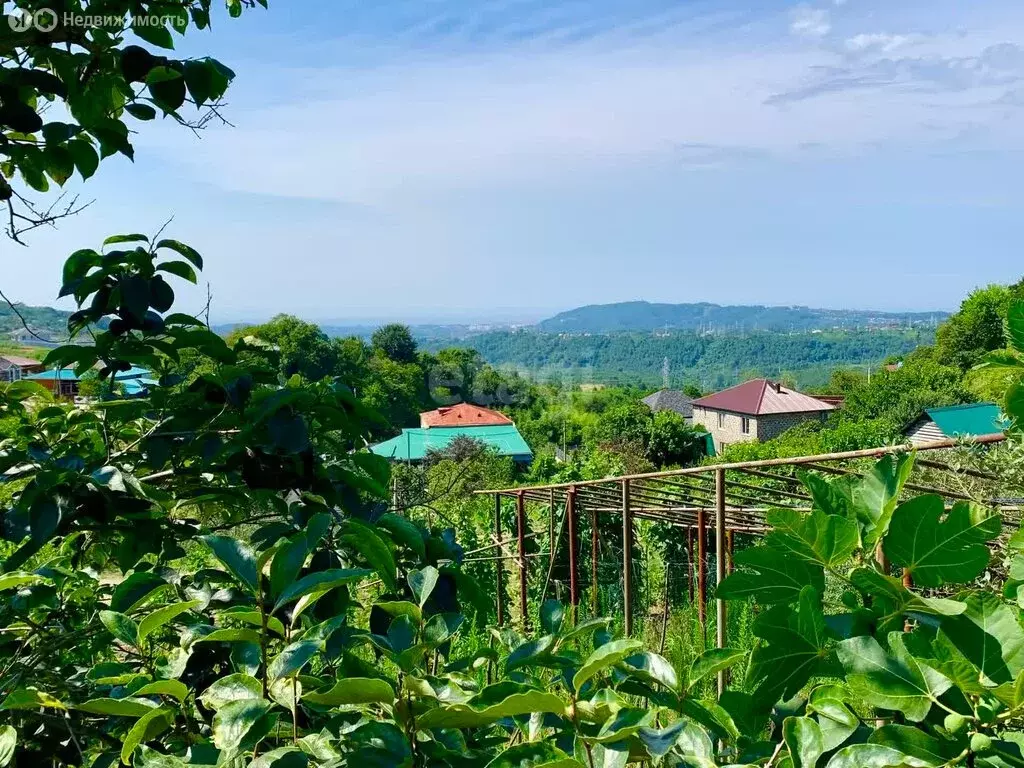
[903,402,1008,445]
[371,424,533,463]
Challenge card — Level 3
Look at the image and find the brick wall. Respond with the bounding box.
[757,411,829,441]
[692,406,758,451]
[693,406,828,451]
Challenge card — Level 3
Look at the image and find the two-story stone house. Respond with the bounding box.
[691,378,834,452]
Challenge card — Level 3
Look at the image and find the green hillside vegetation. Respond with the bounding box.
[430,327,933,390]
[537,299,946,333]
[0,302,72,339]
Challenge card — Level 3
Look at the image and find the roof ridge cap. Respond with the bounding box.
[754,379,768,414]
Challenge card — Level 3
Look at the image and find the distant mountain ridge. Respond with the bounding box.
[535,301,947,334]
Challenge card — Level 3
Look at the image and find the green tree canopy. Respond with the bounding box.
[936,282,1024,370]
[229,314,340,381]
[372,323,418,364]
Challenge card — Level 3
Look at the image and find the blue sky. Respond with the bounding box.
[8,0,1024,322]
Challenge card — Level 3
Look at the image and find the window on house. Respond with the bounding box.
[741,417,750,434]
[717,412,725,428]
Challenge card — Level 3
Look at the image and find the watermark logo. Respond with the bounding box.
[8,7,57,32]
[7,7,177,32]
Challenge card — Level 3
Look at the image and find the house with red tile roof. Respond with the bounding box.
[419,402,513,429]
[691,378,834,452]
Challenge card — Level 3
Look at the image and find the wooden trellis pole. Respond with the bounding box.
[516,491,528,628]
[715,468,728,696]
[549,489,556,573]
[726,530,734,574]
[591,506,599,615]
[567,487,579,623]
[494,494,504,627]
[622,479,633,636]
[687,526,694,604]
[696,508,707,635]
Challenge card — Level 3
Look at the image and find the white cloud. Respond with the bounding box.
[790,5,831,38]
[129,2,1024,208]
[845,32,914,53]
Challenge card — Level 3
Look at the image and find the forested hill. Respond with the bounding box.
[431,328,934,390]
[537,301,946,333]
[0,303,73,339]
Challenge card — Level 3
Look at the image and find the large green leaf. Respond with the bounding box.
[99,610,139,647]
[837,633,950,722]
[198,674,263,711]
[272,568,371,614]
[622,651,679,692]
[850,568,966,633]
[121,706,174,764]
[766,508,859,567]
[783,716,824,768]
[558,617,612,646]
[110,571,168,612]
[747,586,831,709]
[194,628,263,645]
[303,678,395,707]
[485,743,582,768]
[269,534,311,601]
[375,513,426,560]
[637,721,687,759]
[155,238,204,269]
[212,698,275,752]
[575,740,629,768]
[589,707,657,744]
[138,600,202,642]
[939,591,1024,687]
[506,635,557,672]
[825,744,928,768]
[573,639,643,693]
[800,470,855,518]
[340,520,396,591]
[1007,299,1024,353]
[200,535,259,593]
[0,688,65,711]
[269,640,320,680]
[76,697,157,716]
[416,682,566,729]
[716,546,824,605]
[0,572,47,591]
[807,684,859,752]
[853,453,915,546]
[688,647,747,690]
[0,726,15,768]
[541,600,566,635]
[269,513,330,600]
[1006,381,1024,427]
[868,725,963,766]
[409,566,439,608]
[134,680,188,702]
[884,497,1000,587]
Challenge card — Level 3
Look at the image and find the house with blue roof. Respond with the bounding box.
[26,366,158,399]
